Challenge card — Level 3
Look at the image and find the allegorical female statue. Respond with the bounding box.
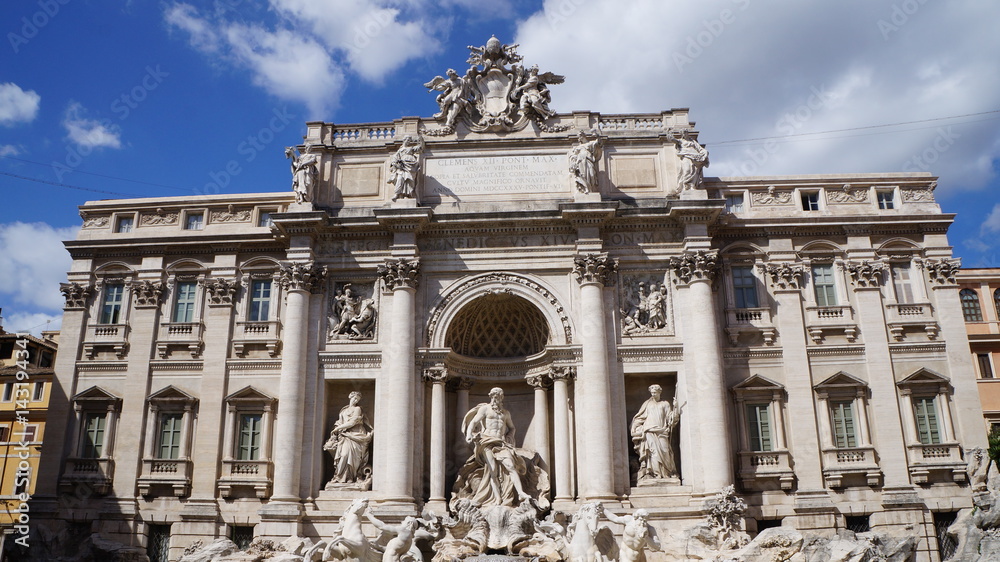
[388,136,424,201]
[630,384,681,480]
[324,391,373,487]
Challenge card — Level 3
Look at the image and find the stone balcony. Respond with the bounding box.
[82,323,130,359]
[60,457,115,495]
[805,305,858,344]
[137,458,192,497]
[885,302,939,341]
[725,307,777,346]
[156,321,205,359]
[738,449,795,491]
[232,320,281,357]
[905,442,967,484]
[217,459,272,499]
[821,446,882,488]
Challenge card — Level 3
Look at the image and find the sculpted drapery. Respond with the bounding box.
[325,391,373,484]
[630,384,681,480]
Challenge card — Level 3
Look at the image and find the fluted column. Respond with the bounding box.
[452,377,473,462]
[572,253,617,500]
[377,258,421,501]
[551,367,575,501]
[271,262,325,502]
[424,367,449,510]
[670,251,732,491]
[527,373,552,472]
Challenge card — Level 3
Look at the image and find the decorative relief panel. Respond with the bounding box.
[209,207,252,222]
[82,216,109,229]
[826,184,869,204]
[750,186,793,206]
[900,182,936,202]
[328,281,378,341]
[139,211,179,226]
[619,273,673,336]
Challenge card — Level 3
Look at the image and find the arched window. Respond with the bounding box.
[961,289,983,322]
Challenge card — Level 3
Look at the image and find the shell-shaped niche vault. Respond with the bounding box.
[444,293,549,358]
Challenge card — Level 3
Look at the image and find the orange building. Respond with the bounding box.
[0,328,56,547]
[956,268,1000,432]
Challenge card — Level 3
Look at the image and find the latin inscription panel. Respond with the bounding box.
[425,154,568,196]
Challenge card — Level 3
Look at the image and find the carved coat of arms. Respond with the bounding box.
[424,36,565,133]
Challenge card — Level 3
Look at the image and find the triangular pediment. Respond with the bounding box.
[815,371,868,390]
[732,374,784,391]
[225,385,275,404]
[73,385,121,403]
[897,367,949,388]
[147,385,197,404]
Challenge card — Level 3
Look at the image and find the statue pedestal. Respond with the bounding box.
[626,482,694,509]
[287,201,315,212]
[391,197,419,208]
[574,191,602,203]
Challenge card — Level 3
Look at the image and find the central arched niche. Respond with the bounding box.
[445,293,549,358]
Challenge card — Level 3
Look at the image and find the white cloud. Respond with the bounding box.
[164,0,442,117]
[0,222,77,314]
[0,145,21,157]
[62,102,122,149]
[982,204,1000,235]
[2,311,62,337]
[0,82,40,127]
[514,0,1000,195]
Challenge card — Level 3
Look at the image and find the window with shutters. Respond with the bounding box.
[158,413,183,459]
[237,414,262,461]
[830,401,857,448]
[812,264,838,307]
[172,281,198,323]
[82,413,107,458]
[746,403,772,452]
[891,263,915,304]
[913,396,941,445]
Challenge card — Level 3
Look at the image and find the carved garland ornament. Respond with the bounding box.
[279,262,327,293]
[60,282,94,309]
[572,253,618,286]
[424,272,572,346]
[846,260,887,288]
[378,258,420,290]
[205,278,239,306]
[758,263,805,290]
[133,280,166,307]
[669,251,719,284]
[924,258,961,285]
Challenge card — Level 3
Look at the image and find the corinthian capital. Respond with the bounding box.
[422,366,448,384]
[279,262,327,293]
[924,258,961,285]
[669,251,719,284]
[60,282,94,309]
[378,258,421,290]
[573,253,618,286]
[133,280,166,307]
[846,260,887,288]
[205,278,239,306]
[549,365,576,382]
[758,262,805,290]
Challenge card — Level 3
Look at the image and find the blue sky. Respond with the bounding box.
[1,0,999,335]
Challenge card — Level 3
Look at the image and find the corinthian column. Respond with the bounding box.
[669,251,732,491]
[573,253,618,500]
[526,373,552,472]
[377,258,420,501]
[551,366,576,502]
[423,366,449,512]
[271,262,325,503]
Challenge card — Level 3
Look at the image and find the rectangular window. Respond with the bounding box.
[258,212,273,227]
[157,413,183,459]
[237,414,263,461]
[0,425,9,442]
[230,525,255,551]
[830,400,857,448]
[746,403,773,452]
[812,264,838,307]
[100,283,125,324]
[185,212,204,230]
[115,215,134,233]
[82,413,106,458]
[23,425,38,442]
[978,354,994,379]
[32,381,44,402]
[801,192,820,211]
[172,281,198,323]
[891,263,915,303]
[732,266,759,308]
[147,524,171,562]
[725,194,744,214]
[249,280,271,322]
[2,383,12,402]
[877,190,895,209]
[39,350,53,368]
[913,396,941,445]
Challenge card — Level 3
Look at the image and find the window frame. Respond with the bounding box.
[800,190,821,211]
[724,192,745,214]
[731,265,760,309]
[890,262,916,304]
[812,263,839,307]
[745,402,773,452]
[99,282,126,324]
[114,213,135,233]
[830,400,857,448]
[978,353,995,379]
[876,189,895,210]
[912,395,941,445]
[248,278,273,322]
[961,288,983,322]
[81,411,108,458]
[171,280,199,323]
[183,210,205,231]
[70,386,122,462]
[32,381,45,402]
[236,413,264,461]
